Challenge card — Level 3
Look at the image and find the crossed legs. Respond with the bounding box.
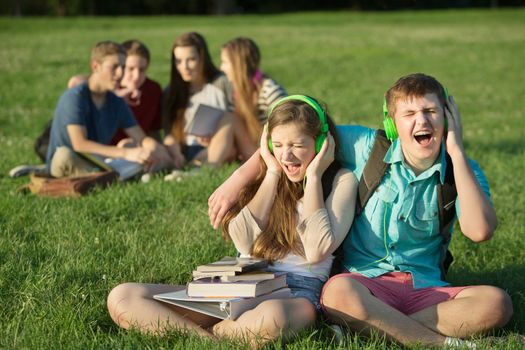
[107,283,317,346]
[321,276,513,346]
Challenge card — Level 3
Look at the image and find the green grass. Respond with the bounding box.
[0,9,524,349]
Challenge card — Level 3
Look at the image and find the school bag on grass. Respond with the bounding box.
[23,171,118,197]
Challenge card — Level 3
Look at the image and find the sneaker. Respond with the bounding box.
[8,164,46,178]
[140,173,152,183]
[444,337,476,349]
[329,324,346,347]
[163,168,200,182]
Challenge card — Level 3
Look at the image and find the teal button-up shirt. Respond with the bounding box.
[336,125,491,288]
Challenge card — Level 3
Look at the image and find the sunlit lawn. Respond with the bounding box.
[0,9,524,349]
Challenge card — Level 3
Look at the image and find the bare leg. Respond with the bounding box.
[212,298,316,347]
[231,114,258,161]
[409,285,513,338]
[322,276,446,346]
[107,283,219,337]
[206,112,236,167]
[49,146,99,177]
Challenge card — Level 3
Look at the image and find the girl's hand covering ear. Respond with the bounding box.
[306,132,335,179]
[260,124,282,176]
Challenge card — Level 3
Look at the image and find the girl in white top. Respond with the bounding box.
[162,32,235,167]
[220,37,287,161]
[106,96,357,347]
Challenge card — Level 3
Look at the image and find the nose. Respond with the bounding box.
[415,110,431,125]
[281,147,294,161]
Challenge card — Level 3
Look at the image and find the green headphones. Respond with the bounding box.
[382,86,449,141]
[267,95,329,153]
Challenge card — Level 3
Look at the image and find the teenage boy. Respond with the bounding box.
[319,73,512,347]
[207,73,513,347]
[46,41,162,178]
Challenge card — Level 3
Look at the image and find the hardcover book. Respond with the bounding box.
[192,270,238,280]
[187,272,287,298]
[219,271,278,283]
[195,257,268,273]
[79,153,143,181]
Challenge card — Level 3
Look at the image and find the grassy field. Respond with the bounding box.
[1,9,524,349]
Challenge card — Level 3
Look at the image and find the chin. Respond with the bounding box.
[284,172,306,183]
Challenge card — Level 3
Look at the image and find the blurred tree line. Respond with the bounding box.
[2,0,523,16]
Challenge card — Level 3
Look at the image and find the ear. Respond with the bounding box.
[90,59,99,73]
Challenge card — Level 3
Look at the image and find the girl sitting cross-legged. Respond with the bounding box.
[106,95,357,346]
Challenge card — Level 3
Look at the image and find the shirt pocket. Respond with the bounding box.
[369,183,399,219]
[406,200,439,240]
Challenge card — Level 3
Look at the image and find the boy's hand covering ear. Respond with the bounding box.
[444,95,465,158]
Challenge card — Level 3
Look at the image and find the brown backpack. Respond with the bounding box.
[24,171,118,197]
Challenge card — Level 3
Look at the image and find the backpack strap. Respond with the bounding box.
[353,129,458,280]
[437,154,457,278]
[356,129,391,217]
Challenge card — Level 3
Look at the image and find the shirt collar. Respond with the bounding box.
[383,139,447,183]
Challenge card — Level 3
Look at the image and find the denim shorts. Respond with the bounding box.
[286,273,324,311]
[183,145,205,161]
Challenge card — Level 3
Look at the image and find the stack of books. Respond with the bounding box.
[188,257,287,298]
[153,257,291,320]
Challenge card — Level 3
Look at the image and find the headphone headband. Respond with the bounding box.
[267,94,328,153]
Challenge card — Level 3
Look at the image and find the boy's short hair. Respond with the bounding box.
[385,73,447,117]
[90,41,126,64]
[122,39,150,64]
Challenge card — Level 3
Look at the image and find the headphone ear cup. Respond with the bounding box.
[315,133,327,153]
[268,138,273,154]
[383,117,398,141]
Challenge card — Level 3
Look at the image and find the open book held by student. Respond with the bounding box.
[79,152,143,181]
[154,287,291,320]
[186,104,224,137]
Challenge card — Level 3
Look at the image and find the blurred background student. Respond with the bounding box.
[220,37,287,160]
[162,32,235,168]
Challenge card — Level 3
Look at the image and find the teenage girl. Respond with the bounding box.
[220,37,287,161]
[107,95,357,346]
[163,32,235,167]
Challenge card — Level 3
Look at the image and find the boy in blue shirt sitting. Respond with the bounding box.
[46,41,163,177]
[320,73,512,347]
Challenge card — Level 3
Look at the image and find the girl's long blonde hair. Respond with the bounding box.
[221,98,340,262]
[222,37,262,144]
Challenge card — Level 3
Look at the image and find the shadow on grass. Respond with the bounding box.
[448,264,525,333]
